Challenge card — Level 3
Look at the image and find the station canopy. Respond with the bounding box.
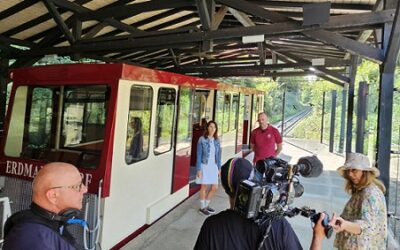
[0,0,395,84]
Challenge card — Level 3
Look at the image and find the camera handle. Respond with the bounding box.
[286,207,333,238]
[310,212,333,239]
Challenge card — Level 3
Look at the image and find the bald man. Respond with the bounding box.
[250,112,283,164]
[3,162,87,250]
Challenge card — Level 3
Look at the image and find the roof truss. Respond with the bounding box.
[0,0,397,83]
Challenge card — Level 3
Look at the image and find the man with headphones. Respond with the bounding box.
[3,162,87,250]
[194,158,328,250]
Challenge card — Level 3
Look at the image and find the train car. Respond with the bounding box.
[0,63,263,249]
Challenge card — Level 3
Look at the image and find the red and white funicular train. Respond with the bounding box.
[0,63,263,249]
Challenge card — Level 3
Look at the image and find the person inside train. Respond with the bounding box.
[199,118,207,129]
[194,118,207,130]
[3,162,88,250]
[196,120,221,216]
[194,158,331,250]
[128,117,144,161]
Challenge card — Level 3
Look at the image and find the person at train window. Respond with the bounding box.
[194,118,208,130]
[194,158,330,250]
[332,152,387,250]
[199,118,207,129]
[3,162,88,250]
[128,117,144,161]
[250,112,282,164]
[196,120,222,216]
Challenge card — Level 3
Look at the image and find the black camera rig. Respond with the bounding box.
[234,156,332,238]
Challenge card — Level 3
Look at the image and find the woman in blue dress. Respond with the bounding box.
[196,121,221,216]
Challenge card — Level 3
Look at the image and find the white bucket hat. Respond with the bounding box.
[337,152,380,177]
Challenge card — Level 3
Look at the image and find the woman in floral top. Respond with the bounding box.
[333,152,387,250]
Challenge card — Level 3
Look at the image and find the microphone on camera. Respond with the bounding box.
[294,155,323,178]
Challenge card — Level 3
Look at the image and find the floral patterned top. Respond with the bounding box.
[334,183,387,250]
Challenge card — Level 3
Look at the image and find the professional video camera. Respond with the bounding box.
[234,155,332,237]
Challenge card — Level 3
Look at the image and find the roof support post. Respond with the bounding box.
[0,56,9,132]
[376,0,400,198]
[72,16,82,61]
[320,91,325,144]
[281,91,286,136]
[355,82,368,153]
[329,90,337,153]
[338,89,347,153]
[345,55,359,153]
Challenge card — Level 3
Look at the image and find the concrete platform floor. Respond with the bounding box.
[122,138,348,250]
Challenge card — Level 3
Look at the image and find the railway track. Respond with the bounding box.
[274,107,313,136]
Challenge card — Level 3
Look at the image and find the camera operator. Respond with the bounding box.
[194,158,329,250]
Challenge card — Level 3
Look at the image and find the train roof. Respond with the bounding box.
[11,63,264,94]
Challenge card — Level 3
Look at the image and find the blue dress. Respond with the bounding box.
[200,138,219,184]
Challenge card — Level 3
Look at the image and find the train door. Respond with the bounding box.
[250,94,263,131]
[215,91,242,163]
[104,80,185,249]
[242,94,252,148]
[172,87,194,193]
[235,93,245,153]
[189,89,214,186]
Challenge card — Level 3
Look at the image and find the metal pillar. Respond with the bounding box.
[338,89,347,153]
[281,91,286,135]
[377,72,394,196]
[356,82,368,154]
[345,55,358,153]
[376,0,400,198]
[320,92,325,143]
[329,90,337,152]
[0,56,9,132]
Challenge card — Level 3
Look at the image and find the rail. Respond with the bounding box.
[274,107,313,136]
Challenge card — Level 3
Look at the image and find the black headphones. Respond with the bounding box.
[31,203,84,226]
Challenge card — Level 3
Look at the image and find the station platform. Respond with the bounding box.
[122,138,348,250]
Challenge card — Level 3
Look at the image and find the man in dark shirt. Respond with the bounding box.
[3,162,88,250]
[194,158,327,250]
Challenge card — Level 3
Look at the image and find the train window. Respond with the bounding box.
[5,85,109,169]
[215,91,225,133]
[231,94,239,131]
[5,86,54,158]
[154,88,176,155]
[252,95,264,129]
[125,85,152,164]
[223,94,231,133]
[176,87,193,148]
[193,91,208,124]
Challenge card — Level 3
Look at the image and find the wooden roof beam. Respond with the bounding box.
[383,1,400,72]
[0,0,40,20]
[43,0,76,45]
[217,0,388,62]
[302,29,384,62]
[77,0,195,21]
[10,10,394,59]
